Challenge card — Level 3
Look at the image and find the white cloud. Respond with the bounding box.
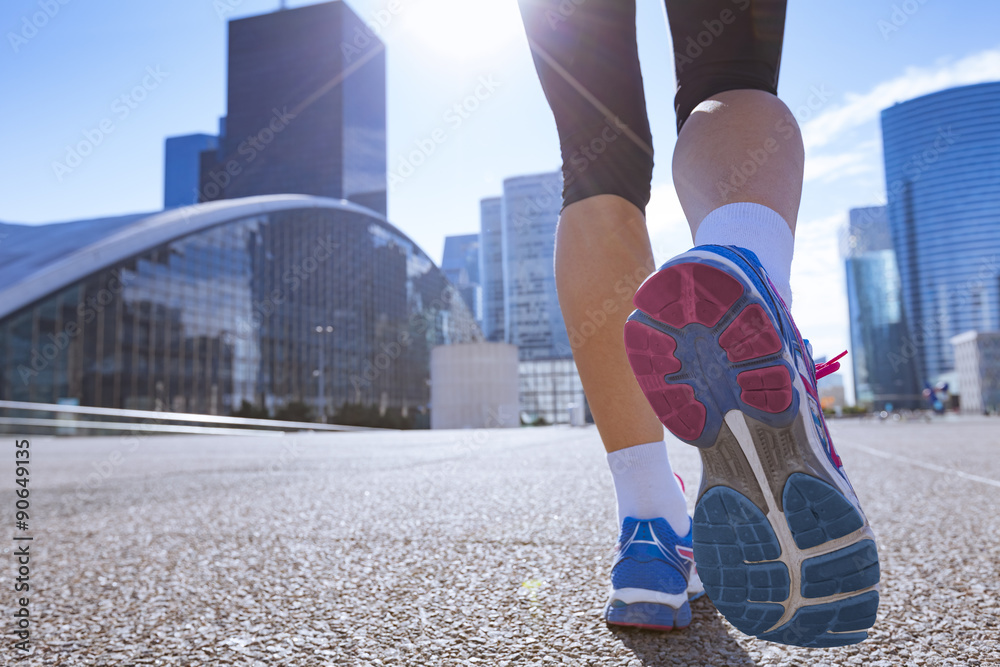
[790,212,854,396]
[645,183,691,265]
[804,148,878,183]
[802,48,1000,151]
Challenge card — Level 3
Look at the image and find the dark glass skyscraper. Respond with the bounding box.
[215,1,387,214]
[843,206,920,409]
[881,82,1000,386]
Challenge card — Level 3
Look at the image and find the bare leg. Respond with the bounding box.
[555,194,662,454]
[672,89,804,237]
[555,91,804,456]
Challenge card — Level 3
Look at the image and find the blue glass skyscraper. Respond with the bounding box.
[164,134,218,208]
[843,206,920,409]
[441,233,482,325]
[881,81,1000,386]
[500,172,569,361]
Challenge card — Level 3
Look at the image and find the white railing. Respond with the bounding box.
[0,400,375,436]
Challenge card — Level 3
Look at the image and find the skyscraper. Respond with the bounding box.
[163,133,218,208]
[210,1,387,214]
[479,197,504,342]
[441,234,482,325]
[500,171,569,361]
[881,82,1000,386]
[843,206,920,409]
[479,172,586,424]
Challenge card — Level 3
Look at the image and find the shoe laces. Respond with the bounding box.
[815,350,848,381]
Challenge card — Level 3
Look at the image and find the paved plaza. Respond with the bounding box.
[2,418,999,666]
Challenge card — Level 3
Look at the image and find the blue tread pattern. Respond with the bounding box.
[693,487,789,634]
[758,591,880,647]
[783,473,864,549]
[801,540,880,599]
[694,482,879,646]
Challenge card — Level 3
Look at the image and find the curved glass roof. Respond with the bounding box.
[0,195,404,321]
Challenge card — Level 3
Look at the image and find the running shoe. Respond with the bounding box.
[604,515,704,630]
[622,244,880,647]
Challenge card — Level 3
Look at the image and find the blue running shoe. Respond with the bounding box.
[622,245,880,647]
[604,516,704,631]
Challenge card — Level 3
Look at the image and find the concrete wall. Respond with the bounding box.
[430,342,520,429]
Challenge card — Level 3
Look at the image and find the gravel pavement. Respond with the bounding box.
[1,417,998,666]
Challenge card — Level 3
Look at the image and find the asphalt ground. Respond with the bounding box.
[1,417,998,666]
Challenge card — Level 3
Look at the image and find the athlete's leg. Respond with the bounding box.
[555,196,661,453]
[674,89,803,239]
[623,0,881,647]
[517,0,665,455]
[519,1,699,632]
[667,0,801,304]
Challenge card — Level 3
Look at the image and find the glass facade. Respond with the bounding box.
[164,134,218,208]
[441,233,482,325]
[843,206,921,409]
[881,82,1000,386]
[0,203,480,422]
[217,2,387,215]
[479,197,505,342]
[518,358,586,425]
[501,172,570,361]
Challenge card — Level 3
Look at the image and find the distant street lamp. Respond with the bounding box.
[314,325,334,422]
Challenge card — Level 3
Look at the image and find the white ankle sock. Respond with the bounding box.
[607,440,690,536]
[694,202,795,307]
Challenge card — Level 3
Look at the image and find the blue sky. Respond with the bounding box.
[2,0,1000,401]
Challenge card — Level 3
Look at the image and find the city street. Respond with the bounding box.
[2,418,999,666]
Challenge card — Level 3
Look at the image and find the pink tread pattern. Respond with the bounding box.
[737,367,793,413]
[624,321,706,441]
[718,304,782,362]
[633,264,743,329]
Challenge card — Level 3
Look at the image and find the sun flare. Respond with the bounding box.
[401,0,526,61]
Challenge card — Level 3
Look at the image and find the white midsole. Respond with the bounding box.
[607,588,689,609]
